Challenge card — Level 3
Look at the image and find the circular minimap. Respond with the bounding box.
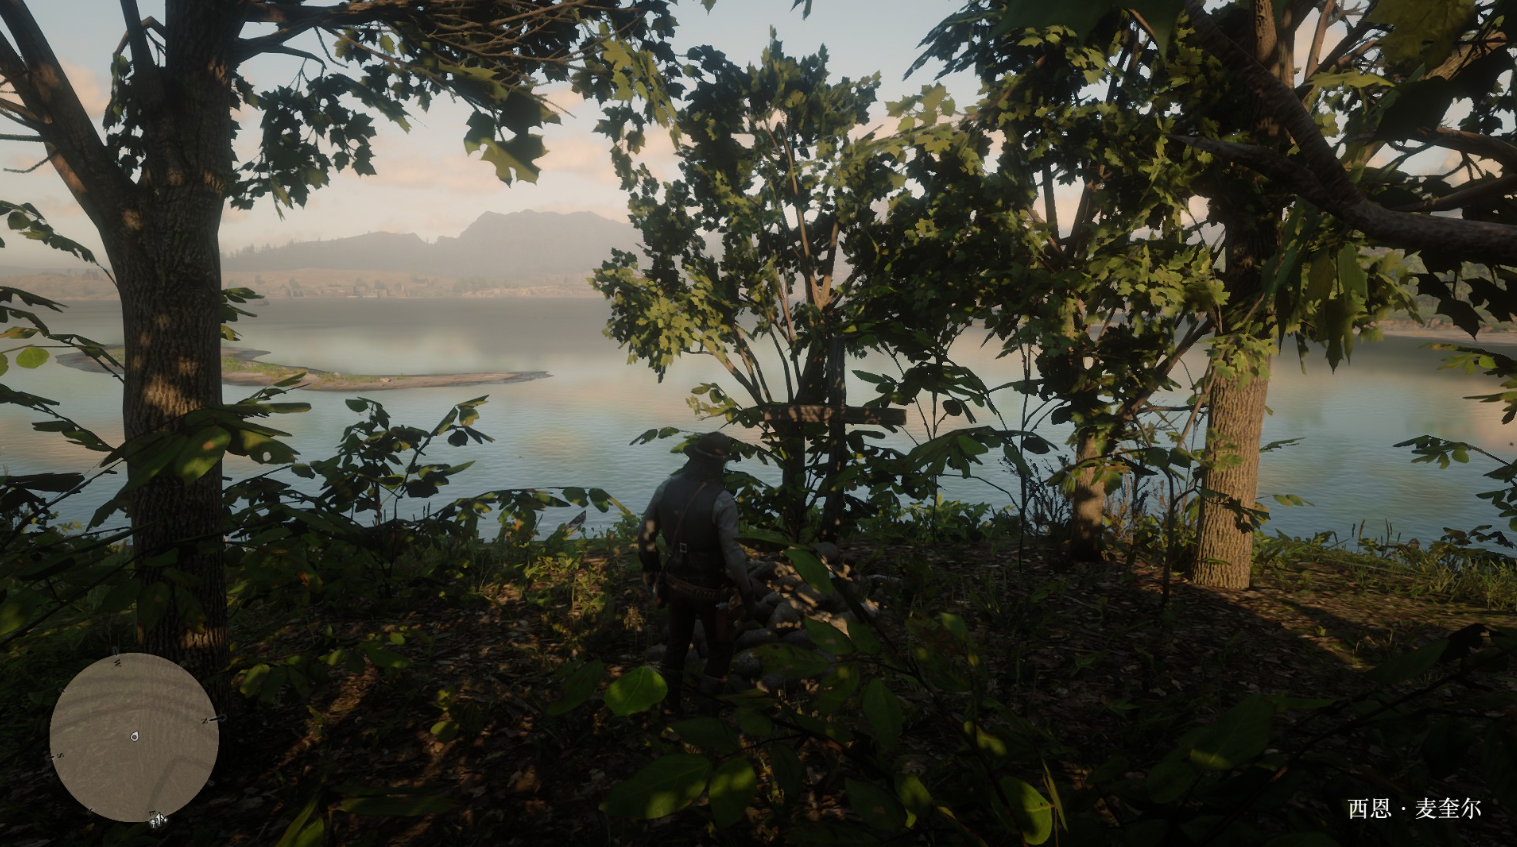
[49,653,219,823]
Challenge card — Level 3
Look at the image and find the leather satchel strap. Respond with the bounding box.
[666,480,710,560]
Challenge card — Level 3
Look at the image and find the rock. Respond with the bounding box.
[645,645,666,662]
[748,560,779,582]
[760,590,783,607]
[789,583,828,610]
[768,599,803,629]
[816,591,848,615]
[780,629,813,648]
[732,651,762,679]
[813,541,842,563]
[736,627,777,650]
[758,674,787,693]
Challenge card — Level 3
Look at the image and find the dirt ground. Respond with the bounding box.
[3,538,1515,846]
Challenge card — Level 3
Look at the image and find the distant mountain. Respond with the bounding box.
[222,209,642,280]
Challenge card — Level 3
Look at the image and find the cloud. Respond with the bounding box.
[538,127,681,185]
[60,60,109,119]
[541,84,585,115]
[537,134,622,184]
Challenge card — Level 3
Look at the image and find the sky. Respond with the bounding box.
[0,0,982,269]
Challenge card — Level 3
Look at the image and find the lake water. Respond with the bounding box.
[4,298,1517,550]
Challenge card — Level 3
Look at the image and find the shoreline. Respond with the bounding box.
[1376,323,1517,346]
[54,346,550,392]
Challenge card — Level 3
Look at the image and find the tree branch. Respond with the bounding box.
[119,0,163,111]
[1412,127,1517,173]
[0,0,132,227]
[0,92,39,127]
[1393,173,1517,213]
[1180,0,1517,267]
[1302,0,1337,79]
[4,152,44,171]
[1173,134,1517,265]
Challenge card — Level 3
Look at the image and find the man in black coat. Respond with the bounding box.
[639,431,757,716]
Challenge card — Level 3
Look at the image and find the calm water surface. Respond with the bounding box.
[4,298,1516,548]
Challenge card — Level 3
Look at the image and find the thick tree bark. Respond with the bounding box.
[1067,428,1107,561]
[110,0,242,713]
[1191,357,1271,588]
[1185,0,1293,589]
[119,243,230,711]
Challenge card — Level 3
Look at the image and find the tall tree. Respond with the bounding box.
[913,5,1300,565]
[1177,0,1515,585]
[594,36,901,540]
[1177,0,1517,270]
[0,0,681,710]
[912,1,1415,581]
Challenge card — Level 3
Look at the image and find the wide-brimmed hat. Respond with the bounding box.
[684,431,741,462]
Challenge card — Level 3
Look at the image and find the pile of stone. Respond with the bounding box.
[645,542,903,688]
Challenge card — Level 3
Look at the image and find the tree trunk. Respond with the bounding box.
[110,1,242,714]
[120,242,231,711]
[777,421,808,541]
[1187,0,1293,589]
[1067,428,1107,561]
[819,335,847,542]
[1190,356,1271,588]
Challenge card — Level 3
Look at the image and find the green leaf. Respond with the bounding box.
[1305,252,1335,303]
[862,679,903,751]
[804,618,855,655]
[175,425,232,484]
[1145,760,1195,803]
[1364,639,1447,685]
[938,612,969,641]
[955,434,988,457]
[1189,694,1273,771]
[708,756,758,828]
[95,578,141,616]
[273,797,324,847]
[846,778,906,832]
[602,754,711,819]
[136,582,172,633]
[769,742,804,801]
[334,791,454,816]
[1000,776,1055,845]
[847,618,881,655]
[672,716,741,754]
[546,659,605,715]
[1366,0,1476,67]
[15,345,47,368]
[990,0,1117,42]
[1336,245,1368,302]
[786,547,834,594]
[605,665,668,716]
[0,590,41,636]
[755,643,832,678]
[895,773,932,820]
[735,708,773,739]
[359,642,410,670]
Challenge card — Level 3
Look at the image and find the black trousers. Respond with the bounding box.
[660,592,735,692]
